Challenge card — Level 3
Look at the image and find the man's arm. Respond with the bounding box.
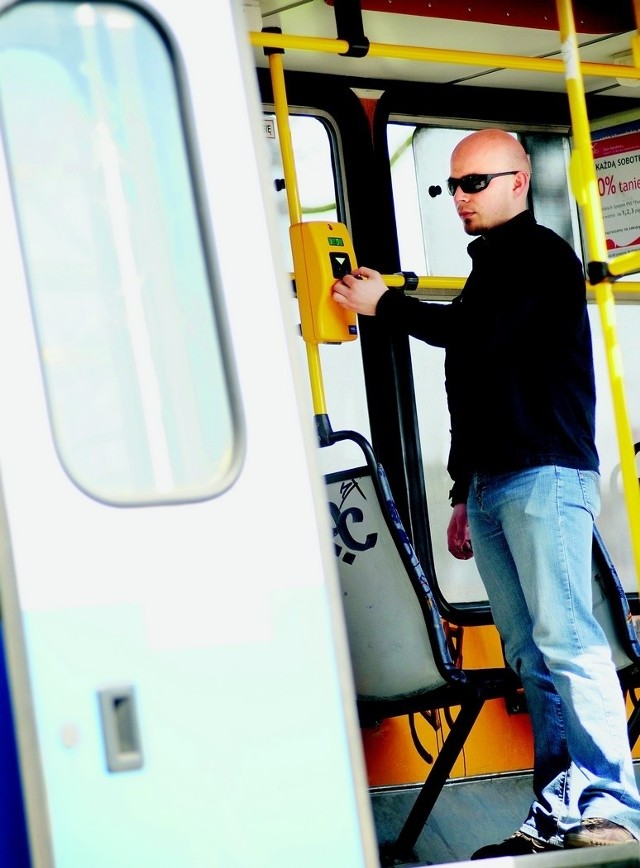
[334,267,456,346]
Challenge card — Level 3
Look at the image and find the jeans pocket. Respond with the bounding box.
[577,469,600,520]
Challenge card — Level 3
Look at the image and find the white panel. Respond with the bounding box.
[0,1,376,866]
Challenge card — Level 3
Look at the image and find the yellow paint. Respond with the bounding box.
[290,221,358,344]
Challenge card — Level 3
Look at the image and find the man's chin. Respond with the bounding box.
[461,216,482,236]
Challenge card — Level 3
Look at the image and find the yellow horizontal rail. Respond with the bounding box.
[378,274,640,296]
[249,31,640,82]
[382,274,464,291]
[597,280,640,294]
[305,273,640,296]
[250,32,349,55]
[608,251,640,280]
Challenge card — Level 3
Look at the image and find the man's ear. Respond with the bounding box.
[513,170,530,199]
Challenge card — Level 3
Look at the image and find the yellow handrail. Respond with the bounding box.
[267,47,328,417]
[380,275,640,295]
[608,251,640,280]
[632,0,640,71]
[268,51,301,226]
[289,272,640,296]
[381,274,464,291]
[557,0,640,588]
[249,31,640,83]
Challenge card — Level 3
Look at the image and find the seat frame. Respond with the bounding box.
[325,429,518,862]
[591,525,640,748]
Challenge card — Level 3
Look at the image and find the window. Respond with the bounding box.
[390,124,580,277]
[263,110,370,472]
[262,112,338,271]
[0,2,241,505]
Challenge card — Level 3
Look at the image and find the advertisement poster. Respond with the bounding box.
[592,122,640,258]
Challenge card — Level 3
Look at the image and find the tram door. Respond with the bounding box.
[0,1,375,866]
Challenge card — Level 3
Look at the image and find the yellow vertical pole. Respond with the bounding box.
[556,0,640,586]
[267,48,328,418]
[633,0,640,67]
[268,50,301,226]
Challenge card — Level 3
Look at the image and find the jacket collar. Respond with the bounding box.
[468,210,535,258]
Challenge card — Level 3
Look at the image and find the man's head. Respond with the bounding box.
[449,129,531,236]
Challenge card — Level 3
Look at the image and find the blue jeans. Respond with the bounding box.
[467,465,640,844]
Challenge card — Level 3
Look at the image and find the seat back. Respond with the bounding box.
[591,525,640,672]
[326,460,462,702]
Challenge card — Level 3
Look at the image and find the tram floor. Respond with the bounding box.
[370,763,640,866]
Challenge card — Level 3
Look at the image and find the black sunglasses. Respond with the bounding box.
[446,171,518,196]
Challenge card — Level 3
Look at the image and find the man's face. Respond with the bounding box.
[449,149,519,236]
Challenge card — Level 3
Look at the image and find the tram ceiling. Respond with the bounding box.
[334,0,635,33]
[249,0,640,98]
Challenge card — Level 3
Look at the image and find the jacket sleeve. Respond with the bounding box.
[375,288,456,347]
[448,477,471,507]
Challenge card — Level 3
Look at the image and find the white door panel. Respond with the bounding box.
[0,1,375,865]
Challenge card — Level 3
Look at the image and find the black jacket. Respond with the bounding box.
[375,210,599,505]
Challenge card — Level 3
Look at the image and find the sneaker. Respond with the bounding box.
[471,830,560,860]
[564,818,636,848]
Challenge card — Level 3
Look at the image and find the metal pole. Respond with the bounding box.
[557,0,640,588]
[267,48,328,417]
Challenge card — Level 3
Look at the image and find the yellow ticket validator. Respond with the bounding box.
[289,221,359,344]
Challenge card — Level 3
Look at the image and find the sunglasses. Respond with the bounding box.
[446,171,518,196]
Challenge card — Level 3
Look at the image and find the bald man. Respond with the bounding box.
[334,129,640,857]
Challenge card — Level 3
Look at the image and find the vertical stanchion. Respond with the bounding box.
[267,49,301,226]
[556,0,640,587]
[266,42,328,419]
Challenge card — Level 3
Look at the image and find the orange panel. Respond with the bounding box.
[361,625,534,787]
[361,623,640,787]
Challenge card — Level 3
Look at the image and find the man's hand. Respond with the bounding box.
[447,503,473,560]
[332,266,388,316]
